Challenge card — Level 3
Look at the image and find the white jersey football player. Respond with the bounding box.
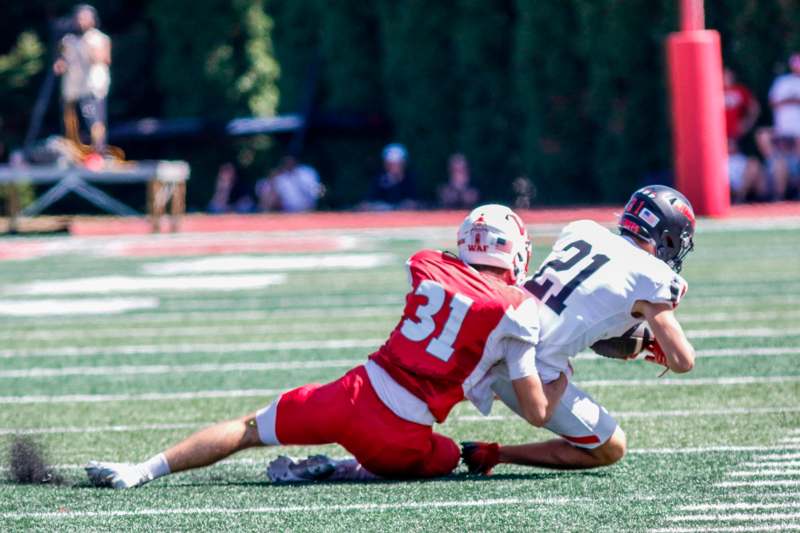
[462,185,697,473]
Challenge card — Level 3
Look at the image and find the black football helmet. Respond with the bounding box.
[618,185,695,273]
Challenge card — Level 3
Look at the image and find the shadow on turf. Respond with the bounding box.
[64,470,610,490]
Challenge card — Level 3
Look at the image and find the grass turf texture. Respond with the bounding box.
[0,222,799,532]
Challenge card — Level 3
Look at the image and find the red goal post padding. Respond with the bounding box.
[666,29,729,217]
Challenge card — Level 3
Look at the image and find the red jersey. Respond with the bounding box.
[370,250,539,423]
[725,84,754,139]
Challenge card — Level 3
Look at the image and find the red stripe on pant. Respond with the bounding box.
[561,434,600,445]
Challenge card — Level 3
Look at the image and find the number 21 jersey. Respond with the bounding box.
[370,249,539,423]
[524,220,687,382]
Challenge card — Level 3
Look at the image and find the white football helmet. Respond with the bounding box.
[457,204,531,285]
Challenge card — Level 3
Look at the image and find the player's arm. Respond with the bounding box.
[511,372,567,427]
[633,300,695,373]
[504,336,567,427]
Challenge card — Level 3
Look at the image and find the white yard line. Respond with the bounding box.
[650,525,800,533]
[1,325,794,344]
[0,389,283,404]
[0,422,200,436]
[727,469,800,477]
[3,446,800,476]
[0,320,396,342]
[4,274,287,296]
[5,406,796,435]
[0,496,574,520]
[751,453,800,461]
[631,445,800,455]
[456,405,800,422]
[3,341,798,361]
[3,376,800,404]
[0,360,361,379]
[714,480,800,488]
[0,338,384,359]
[668,512,800,522]
[679,502,800,511]
[686,328,800,339]
[782,437,800,444]
[141,253,394,275]
[579,376,800,387]
[741,461,800,468]
[679,310,800,323]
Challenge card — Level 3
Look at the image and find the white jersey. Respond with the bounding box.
[523,220,687,382]
[769,73,800,138]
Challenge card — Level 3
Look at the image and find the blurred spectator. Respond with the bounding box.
[512,176,536,209]
[53,4,111,152]
[756,128,800,200]
[768,53,800,141]
[256,156,322,212]
[360,143,418,210]
[208,163,255,214]
[724,67,759,143]
[438,153,479,209]
[727,140,766,203]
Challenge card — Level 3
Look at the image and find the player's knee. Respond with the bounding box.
[239,414,264,448]
[594,428,626,466]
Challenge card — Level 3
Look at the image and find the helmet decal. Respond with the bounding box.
[505,212,526,236]
[670,198,696,226]
[639,207,660,228]
[620,218,642,235]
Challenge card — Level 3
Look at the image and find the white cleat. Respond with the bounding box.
[85,460,150,489]
[266,454,336,483]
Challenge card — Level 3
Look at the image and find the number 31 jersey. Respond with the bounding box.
[524,220,688,382]
[370,249,540,423]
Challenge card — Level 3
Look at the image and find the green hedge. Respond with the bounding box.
[1,1,798,209]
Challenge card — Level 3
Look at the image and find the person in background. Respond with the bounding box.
[727,139,766,203]
[724,67,759,143]
[53,4,111,153]
[753,54,800,201]
[207,162,255,214]
[438,153,479,209]
[769,53,800,144]
[256,156,322,213]
[361,143,418,210]
[756,127,800,200]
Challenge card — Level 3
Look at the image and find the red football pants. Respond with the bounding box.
[274,365,460,478]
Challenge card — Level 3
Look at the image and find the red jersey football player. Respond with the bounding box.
[85,204,568,488]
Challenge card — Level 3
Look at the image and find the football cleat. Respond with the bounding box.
[266,454,336,483]
[461,441,500,475]
[85,460,150,489]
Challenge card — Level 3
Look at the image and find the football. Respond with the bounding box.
[590,322,654,360]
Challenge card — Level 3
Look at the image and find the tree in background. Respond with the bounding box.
[1,0,799,209]
[453,0,518,201]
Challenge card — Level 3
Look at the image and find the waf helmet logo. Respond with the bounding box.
[468,228,488,252]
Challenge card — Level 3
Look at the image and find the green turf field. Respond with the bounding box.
[1,220,799,532]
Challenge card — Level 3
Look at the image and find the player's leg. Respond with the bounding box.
[463,379,623,473]
[163,413,262,472]
[490,426,626,470]
[86,413,264,489]
[268,366,460,482]
[87,376,346,489]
